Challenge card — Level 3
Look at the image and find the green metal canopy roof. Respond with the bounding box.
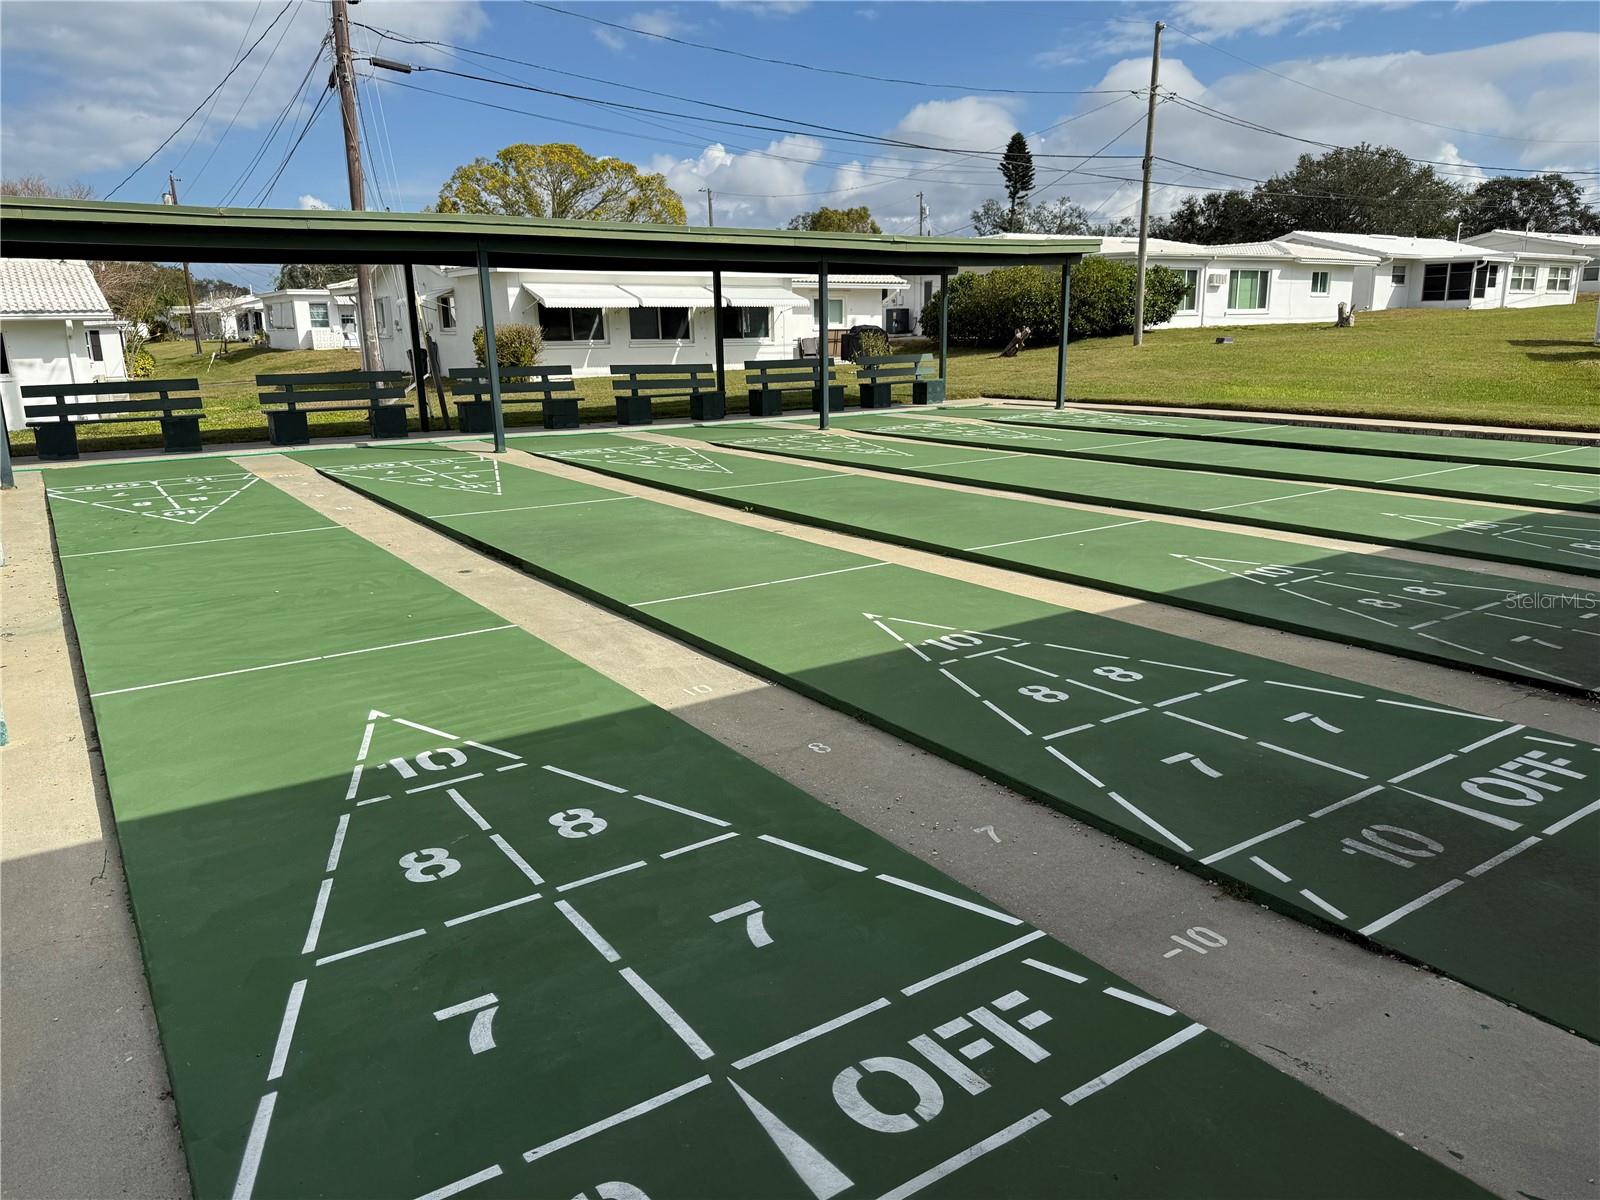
[0,198,1097,274]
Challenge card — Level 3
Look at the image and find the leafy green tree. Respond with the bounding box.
[970,196,1128,238]
[274,264,356,290]
[1461,174,1600,236]
[920,261,1185,346]
[787,205,882,233]
[1000,132,1036,224]
[436,143,685,224]
[1151,190,1275,244]
[1255,144,1462,237]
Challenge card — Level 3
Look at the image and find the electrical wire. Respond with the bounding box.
[190,4,305,192]
[173,0,265,174]
[222,39,326,206]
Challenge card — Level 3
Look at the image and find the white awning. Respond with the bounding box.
[720,285,809,308]
[522,282,637,308]
[622,284,715,308]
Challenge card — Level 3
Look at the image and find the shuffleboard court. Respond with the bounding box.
[506,433,1600,695]
[48,458,1497,1199]
[312,446,1600,1042]
[938,405,1600,473]
[673,423,1600,577]
[820,412,1600,512]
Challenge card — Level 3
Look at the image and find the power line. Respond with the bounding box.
[104,0,295,199]
[173,0,265,173]
[1166,22,1600,147]
[221,39,327,206]
[252,83,336,207]
[190,3,304,192]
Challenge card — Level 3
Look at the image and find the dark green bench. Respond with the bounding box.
[610,363,723,425]
[256,371,411,445]
[450,365,579,432]
[23,378,203,460]
[856,353,945,407]
[744,358,846,417]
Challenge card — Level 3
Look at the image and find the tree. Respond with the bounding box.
[436,142,685,224]
[969,196,1128,238]
[1461,174,1600,237]
[1151,190,1275,244]
[1000,132,1036,223]
[919,261,1186,346]
[786,205,882,234]
[1,174,93,199]
[1254,144,1462,238]
[274,263,357,290]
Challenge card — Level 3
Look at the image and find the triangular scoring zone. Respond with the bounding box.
[540,444,735,475]
[322,456,505,495]
[47,472,260,526]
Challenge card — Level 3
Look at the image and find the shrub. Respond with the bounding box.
[852,326,891,362]
[126,348,156,378]
[920,261,1188,346]
[472,322,543,368]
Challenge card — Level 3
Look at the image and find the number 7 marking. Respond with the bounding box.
[1162,751,1222,779]
[434,993,499,1054]
[1284,711,1343,734]
[710,900,773,948]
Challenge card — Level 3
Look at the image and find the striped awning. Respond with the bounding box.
[523,282,637,308]
[720,285,808,308]
[622,284,715,308]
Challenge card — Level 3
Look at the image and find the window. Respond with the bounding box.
[1227,269,1269,310]
[1421,262,1473,302]
[308,301,330,329]
[438,293,457,330]
[718,306,771,339]
[1472,263,1499,299]
[629,307,691,341]
[1547,266,1573,293]
[1176,268,1199,312]
[541,307,606,342]
[86,329,104,362]
[1390,266,1406,285]
[922,280,933,305]
[1509,264,1538,292]
[1310,270,1330,296]
[813,297,845,326]
[1582,265,1599,283]
[375,297,390,335]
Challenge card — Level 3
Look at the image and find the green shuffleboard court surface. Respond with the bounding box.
[943,404,1600,473]
[681,422,1600,577]
[312,447,1600,1044]
[823,412,1600,512]
[46,458,1500,1199]
[507,433,1600,696]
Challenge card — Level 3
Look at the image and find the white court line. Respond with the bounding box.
[315,928,426,967]
[60,525,340,558]
[1045,746,1104,789]
[875,874,1023,925]
[963,519,1146,551]
[1376,464,1476,484]
[660,831,740,859]
[993,655,1058,678]
[938,668,981,698]
[1249,855,1292,883]
[733,997,893,1070]
[356,794,391,807]
[1376,698,1496,722]
[620,967,714,1059]
[443,893,543,928]
[635,793,731,827]
[758,834,867,873]
[414,1165,504,1200]
[230,1092,277,1200]
[356,716,379,762]
[1103,987,1177,1016]
[633,562,888,606]
[1061,1023,1207,1106]
[875,1109,1052,1200]
[543,765,626,793]
[438,495,637,518]
[1257,741,1368,780]
[395,717,458,739]
[1023,958,1088,985]
[556,860,649,893]
[1398,786,1524,832]
[343,764,363,803]
[1107,790,1194,853]
[918,452,1027,468]
[89,625,518,697]
[703,473,855,492]
[463,740,522,761]
[1099,708,1146,724]
[1299,889,1348,920]
[1544,798,1600,836]
[324,815,350,873]
[1203,488,1333,513]
[1359,879,1465,937]
[1310,784,1383,819]
[497,762,527,772]
[522,1074,713,1163]
[554,899,621,963]
[1164,711,1248,741]
[983,700,1032,736]
[448,788,492,831]
[301,879,333,955]
[901,930,1047,996]
[1456,725,1525,755]
[1389,753,1457,784]
[266,980,307,1082]
[1466,837,1542,877]
[1043,723,1093,741]
[406,773,484,795]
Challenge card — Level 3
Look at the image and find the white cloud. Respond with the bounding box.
[718,0,812,16]
[591,8,688,51]
[649,135,826,226]
[298,194,333,210]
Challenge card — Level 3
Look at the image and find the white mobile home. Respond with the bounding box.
[1463,229,1600,294]
[0,258,128,430]
[168,293,266,342]
[257,288,357,351]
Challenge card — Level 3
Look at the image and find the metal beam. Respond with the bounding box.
[475,246,507,453]
[1055,265,1072,411]
[938,270,950,386]
[817,262,830,431]
[403,263,430,433]
[711,268,727,406]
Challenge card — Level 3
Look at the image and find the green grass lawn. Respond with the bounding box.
[9,297,1597,457]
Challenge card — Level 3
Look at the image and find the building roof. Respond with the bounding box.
[1284,232,1514,262]
[0,257,113,318]
[1466,229,1600,253]
[1094,236,1378,264]
[790,274,907,287]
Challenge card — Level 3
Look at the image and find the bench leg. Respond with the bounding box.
[912,379,946,406]
[746,389,784,418]
[858,383,894,408]
[160,415,203,454]
[33,422,80,461]
[369,405,410,440]
[543,400,580,431]
[266,410,310,446]
[456,400,495,435]
[811,385,846,413]
[615,396,653,425]
[690,391,726,422]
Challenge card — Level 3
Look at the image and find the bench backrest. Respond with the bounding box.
[855,353,936,384]
[22,377,203,422]
[449,365,577,402]
[256,370,409,408]
[610,363,717,397]
[746,358,843,389]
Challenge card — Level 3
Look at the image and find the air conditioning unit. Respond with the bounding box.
[1206,272,1226,288]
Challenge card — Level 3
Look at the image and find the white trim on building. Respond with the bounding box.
[0,257,129,429]
[1463,229,1600,294]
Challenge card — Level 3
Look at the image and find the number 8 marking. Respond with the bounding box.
[549,808,608,838]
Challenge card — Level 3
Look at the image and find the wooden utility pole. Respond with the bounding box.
[700,187,715,226]
[917,192,926,236]
[331,0,382,370]
[166,174,203,354]
[1132,20,1164,346]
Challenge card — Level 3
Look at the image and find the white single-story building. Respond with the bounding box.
[168,293,266,341]
[1,257,129,431]
[257,287,357,351]
[1462,229,1600,293]
[1281,232,1585,311]
[366,265,901,377]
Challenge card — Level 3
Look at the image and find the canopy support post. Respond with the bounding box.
[938,269,950,389]
[817,261,830,430]
[403,262,430,433]
[712,268,727,410]
[1055,262,1072,411]
[476,245,506,453]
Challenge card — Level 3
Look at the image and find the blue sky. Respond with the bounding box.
[2,0,1595,291]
